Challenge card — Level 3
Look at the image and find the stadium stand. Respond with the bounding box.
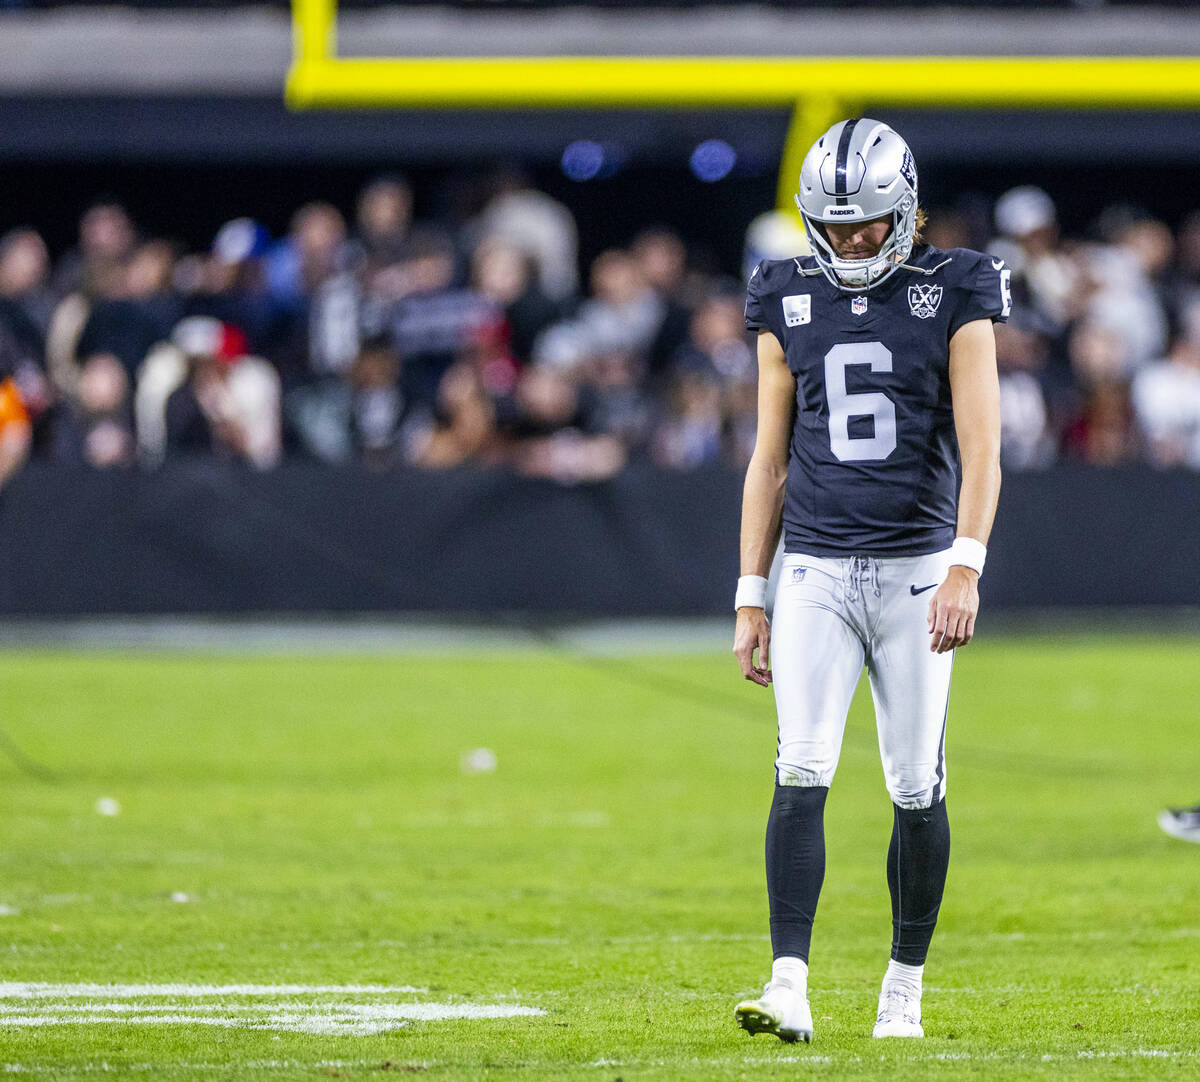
[2,169,1198,474]
[0,1,1196,615]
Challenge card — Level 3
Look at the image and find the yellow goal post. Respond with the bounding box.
[286,0,1200,211]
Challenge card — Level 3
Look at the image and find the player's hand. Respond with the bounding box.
[927,566,979,654]
[733,607,772,687]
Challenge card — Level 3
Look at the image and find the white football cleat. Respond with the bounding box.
[872,984,924,1038]
[1159,804,1200,844]
[735,978,813,1044]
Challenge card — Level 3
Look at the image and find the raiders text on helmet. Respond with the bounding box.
[795,119,918,292]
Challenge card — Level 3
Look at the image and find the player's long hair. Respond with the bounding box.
[913,206,927,245]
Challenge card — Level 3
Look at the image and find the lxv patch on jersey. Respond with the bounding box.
[908,283,943,319]
[782,294,811,327]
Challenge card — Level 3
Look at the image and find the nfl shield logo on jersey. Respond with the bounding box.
[851,297,868,315]
[908,283,943,319]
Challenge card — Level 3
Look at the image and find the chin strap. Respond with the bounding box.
[795,254,955,290]
[895,257,954,276]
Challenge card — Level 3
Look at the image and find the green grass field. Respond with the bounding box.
[1,634,1198,1079]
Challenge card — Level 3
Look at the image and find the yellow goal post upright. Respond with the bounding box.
[286,0,1200,214]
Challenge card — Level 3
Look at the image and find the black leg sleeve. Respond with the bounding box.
[887,797,951,966]
[765,784,829,963]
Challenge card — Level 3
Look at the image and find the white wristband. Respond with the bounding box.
[949,537,987,576]
[735,574,769,611]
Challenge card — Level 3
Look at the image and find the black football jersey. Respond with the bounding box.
[745,245,1010,557]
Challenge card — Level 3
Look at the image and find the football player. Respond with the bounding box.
[732,119,1008,1042]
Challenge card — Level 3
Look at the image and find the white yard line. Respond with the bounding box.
[0,983,543,1036]
[0,982,426,999]
[0,1009,533,1036]
[0,1003,541,1017]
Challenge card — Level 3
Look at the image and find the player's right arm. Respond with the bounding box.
[733,329,796,688]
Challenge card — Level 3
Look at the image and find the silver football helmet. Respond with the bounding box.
[795,118,918,292]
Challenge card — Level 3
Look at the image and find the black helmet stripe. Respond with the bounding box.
[834,118,860,206]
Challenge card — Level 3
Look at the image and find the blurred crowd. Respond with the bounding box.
[980,187,1200,471]
[1,170,1198,482]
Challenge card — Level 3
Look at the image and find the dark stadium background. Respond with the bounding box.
[0,0,1196,617]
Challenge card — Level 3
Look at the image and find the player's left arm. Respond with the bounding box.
[928,318,1002,654]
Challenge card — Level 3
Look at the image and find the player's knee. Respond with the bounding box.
[892,793,943,814]
[776,739,839,790]
[775,762,836,789]
[886,774,942,810]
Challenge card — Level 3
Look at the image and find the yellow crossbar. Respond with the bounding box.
[287,55,1200,110]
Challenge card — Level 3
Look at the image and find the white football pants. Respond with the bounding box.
[770,549,955,810]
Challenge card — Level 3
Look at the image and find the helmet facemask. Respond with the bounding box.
[797,193,916,292]
[794,119,919,294]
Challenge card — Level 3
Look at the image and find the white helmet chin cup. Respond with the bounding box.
[795,118,918,293]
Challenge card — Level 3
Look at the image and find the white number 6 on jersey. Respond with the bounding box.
[824,342,898,462]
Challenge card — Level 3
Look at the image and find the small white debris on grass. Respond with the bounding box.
[95,798,120,817]
[461,748,497,774]
[170,892,190,904]
[0,905,18,917]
